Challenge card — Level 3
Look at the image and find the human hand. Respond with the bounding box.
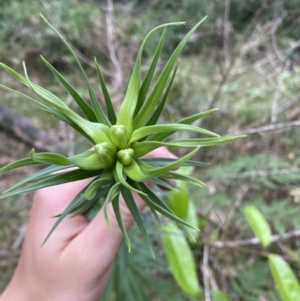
[1,147,176,301]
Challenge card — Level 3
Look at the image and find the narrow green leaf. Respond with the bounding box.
[165,136,246,147]
[132,141,164,157]
[132,136,244,158]
[150,108,218,142]
[81,173,112,200]
[134,29,166,116]
[146,60,179,127]
[3,165,71,193]
[184,200,200,245]
[0,83,54,113]
[149,178,176,190]
[0,62,66,107]
[43,189,86,244]
[2,79,91,143]
[103,181,120,226]
[244,205,271,248]
[160,222,202,297]
[71,180,111,216]
[167,180,189,218]
[117,22,186,134]
[30,149,72,166]
[0,169,100,200]
[130,124,219,143]
[41,56,97,122]
[112,195,131,252]
[140,158,209,167]
[0,82,93,142]
[140,148,200,179]
[95,58,117,124]
[121,186,154,257]
[40,14,110,126]
[136,182,199,230]
[162,171,205,187]
[133,17,208,129]
[269,254,300,301]
[23,62,111,144]
[44,106,95,143]
[0,158,38,173]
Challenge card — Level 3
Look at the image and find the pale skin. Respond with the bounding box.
[1,147,176,301]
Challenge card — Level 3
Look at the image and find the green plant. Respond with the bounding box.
[245,206,300,301]
[0,15,244,254]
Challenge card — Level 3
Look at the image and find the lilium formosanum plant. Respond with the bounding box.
[0,15,244,255]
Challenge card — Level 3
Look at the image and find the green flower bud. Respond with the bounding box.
[117,148,134,166]
[94,142,117,166]
[110,125,130,149]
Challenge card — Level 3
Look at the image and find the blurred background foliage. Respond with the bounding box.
[1,0,300,300]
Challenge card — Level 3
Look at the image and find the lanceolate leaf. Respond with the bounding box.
[3,165,72,193]
[150,108,219,142]
[43,188,87,244]
[40,14,111,126]
[0,169,100,199]
[140,158,209,167]
[41,56,97,122]
[130,124,219,143]
[112,195,131,251]
[95,58,116,124]
[139,148,199,179]
[145,60,179,127]
[0,158,38,173]
[167,179,189,218]
[134,29,167,115]
[161,222,202,297]
[30,150,72,166]
[133,17,208,130]
[244,205,271,248]
[121,186,154,257]
[150,178,176,190]
[162,171,205,187]
[117,22,185,134]
[269,254,300,301]
[103,181,121,226]
[132,136,242,157]
[136,182,199,230]
[166,136,246,147]
[0,62,67,108]
[82,176,112,200]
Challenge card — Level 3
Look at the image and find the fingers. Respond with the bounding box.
[32,178,93,219]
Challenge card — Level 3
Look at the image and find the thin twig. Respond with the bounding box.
[106,0,123,89]
[223,0,231,68]
[203,245,211,301]
[237,120,300,135]
[212,167,300,180]
[210,229,300,248]
[11,224,27,250]
[209,245,299,263]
